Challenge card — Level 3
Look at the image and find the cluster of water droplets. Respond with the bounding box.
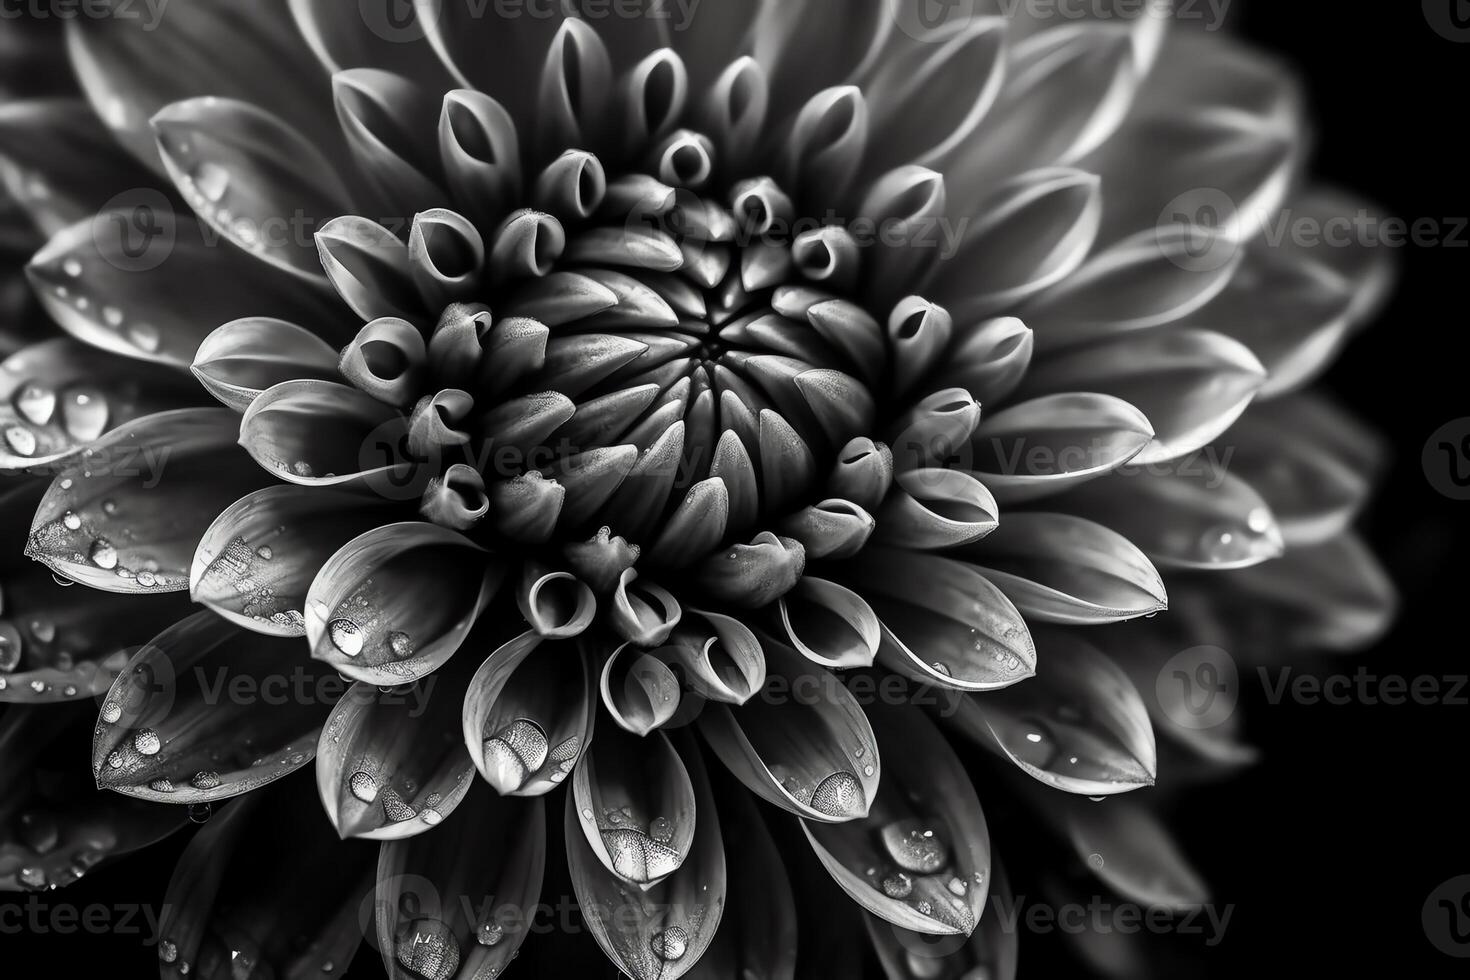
[481,717,579,790]
[29,482,175,589]
[771,765,868,818]
[860,817,980,934]
[9,808,109,891]
[195,535,305,631]
[34,254,163,355]
[583,800,681,885]
[314,585,420,677]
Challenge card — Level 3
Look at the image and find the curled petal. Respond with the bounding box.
[699,56,768,175]
[779,498,875,561]
[792,226,860,293]
[438,88,522,230]
[1065,799,1208,909]
[601,644,683,736]
[408,207,485,309]
[239,379,411,490]
[428,303,493,389]
[609,568,682,648]
[567,733,726,980]
[694,531,805,609]
[158,777,375,980]
[93,611,329,803]
[858,166,948,304]
[753,0,891,116]
[0,707,187,892]
[948,629,1157,795]
[842,547,1035,692]
[888,388,981,472]
[192,318,340,413]
[422,464,489,531]
[338,317,428,407]
[306,523,503,685]
[192,485,389,637]
[826,437,894,511]
[1055,465,1284,571]
[887,297,953,397]
[517,563,597,640]
[805,702,991,936]
[488,472,564,545]
[934,168,1101,318]
[333,68,444,216]
[966,393,1154,505]
[1020,328,1267,466]
[535,149,608,224]
[0,338,199,471]
[623,49,690,155]
[666,608,765,706]
[700,640,879,823]
[931,316,1033,406]
[777,577,880,671]
[26,409,268,593]
[538,19,614,159]
[316,670,476,840]
[317,214,423,324]
[375,784,545,980]
[960,512,1167,625]
[407,389,474,459]
[463,630,595,796]
[875,469,998,549]
[781,86,869,212]
[152,96,350,282]
[573,726,694,886]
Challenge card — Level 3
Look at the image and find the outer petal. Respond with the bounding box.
[25,409,270,593]
[305,522,503,685]
[190,317,342,413]
[238,379,411,490]
[375,784,545,980]
[1065,798,1209,909]
[93,611,330,803]
[805,703,991,936]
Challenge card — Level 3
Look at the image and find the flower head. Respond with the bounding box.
[0,2,1394,978]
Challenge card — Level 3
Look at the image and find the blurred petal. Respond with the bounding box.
[93,611,330,803]
[333,68,445,217]
[842,547,1035,692]
[26,409,269,593]
[375,783,545,980]
[947,629,1157,795]
[752,0,891,117]
[1065,798,1209,909]
[289,0,454,88]
[306,522,502,685]
[462,629,595,796]
[805,703,990,936]
[191,485,390,637]
[700,639,879,823]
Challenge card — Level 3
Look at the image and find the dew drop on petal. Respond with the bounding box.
[62,512,82,531]
[809,770,866,819]
[3,425,35,458]
[649,816,674,843]
[880,820,949,875]
[476,921,504,947]
[348,770,378,803]
[15,385,55,425]
[396,919,461,980]
[388,631,413,659]
[89,538,119,570]
[0,624,21,672]
[188,802,213,823]
[191,771,220,790]
[62,390,108,442]
[149,778,174,793]
[881,872,913,899]
[650,926,689,962]
[328,619,364,657]
[159,941,178,964]
[132,729,161,756]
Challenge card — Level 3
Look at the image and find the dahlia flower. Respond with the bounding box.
[0,2,1395,978]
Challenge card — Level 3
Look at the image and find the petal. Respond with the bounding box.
[516,563,597,640]
[964,393,1154,505]
[316,214,424,324]
[752,0,892,116]
[863,862,1019,980]
[375,784,545,980]
[157,776,375,979]
[948,629,1157,795]
[191,484,390,637]
[1019,329,1267,466]
[238,379,410,490]
[609,568,683,648]
[840,547,1036,692]
[306,522,502,685]
[775,577,881,671]
[929,316,1033,407]
[93,611,330,803]
[1064,799,1209,909]
[572,725,696,886]
[316,669,477,840]
[665,609,766,706]
[805,703,990,936]
[959,512,1167,625]
[411,0,566,122]
[462,629,595,796]
[0,338,201,472]
[28,209,345,368]
[333,68,445,217]
[601,642,683,735]
[0,706,187,892]
[566,733,726,980]
[26,409,270,593]
[873,469,999,550]
[153,96,353,282]
[191,317,342,413]
[1053,465,1284,571]
[699,639,880,823]
[438,89,523,230]
[289,0,454,88]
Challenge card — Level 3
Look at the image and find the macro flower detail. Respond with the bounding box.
[0,3,1396,979]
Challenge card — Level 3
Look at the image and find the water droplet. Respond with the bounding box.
[931,661,952,677]
[947,876,968,896]
[381,786,416,822]
[649,816,674,843]
[0,624,21,672]
[193,162,230,203]
[477,921,504,946]
[62,258,83,278]
[30,619,55,643]
[159,940,178,964]
[62,389,109,442]
[191,771,220,790]
[62,512,82,531]
[127,323,161,354]
[89,538,119,570]
[601,827,681,883]
[809,770,866,819]
[149,778,175,793]
[650,925,689,961]
[187,802,212,823]
[388,631,413,659]
[15,385,56,425]
[349,770,378,803]
[396,919,461,980]
[255,545,273,560]
[3,425,35,457]
[482,718,550,788]
[881,872,913,899]
[17,866,46,889]
[18,812,58,854]
[328,619,364,657]
[880,820,949,875]
[133,729,161,756]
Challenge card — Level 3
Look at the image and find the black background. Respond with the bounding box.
[5,2,1468,977]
